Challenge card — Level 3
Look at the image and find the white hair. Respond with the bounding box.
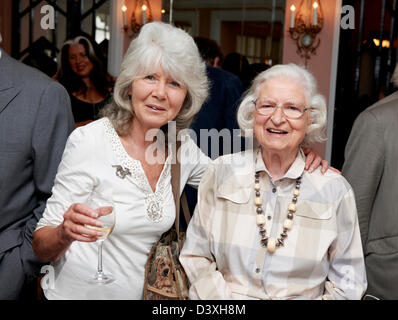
[237,63,327,146]
[104,22,208,135]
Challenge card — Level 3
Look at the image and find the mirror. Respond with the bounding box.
[162,0,286,67]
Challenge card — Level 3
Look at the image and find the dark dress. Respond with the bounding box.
[70,93,112,123]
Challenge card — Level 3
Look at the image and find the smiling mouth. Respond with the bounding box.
[147,105,166,111]
[267,128,288,134]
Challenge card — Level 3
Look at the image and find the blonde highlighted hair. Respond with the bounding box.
[101,22,208,135]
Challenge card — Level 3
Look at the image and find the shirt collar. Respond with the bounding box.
[255,147,306,181]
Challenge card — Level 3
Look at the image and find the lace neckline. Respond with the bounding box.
[103,118,172,223]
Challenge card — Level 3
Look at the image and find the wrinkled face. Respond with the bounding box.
[130,66,187,131]
[253,76,311,154]
[68,44,94,78]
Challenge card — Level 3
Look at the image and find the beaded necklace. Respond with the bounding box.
[254,153,302,253]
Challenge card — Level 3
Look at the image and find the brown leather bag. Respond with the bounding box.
[143,142,191,300]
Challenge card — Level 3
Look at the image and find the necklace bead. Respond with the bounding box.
[283,219,293,230]
[254,167,302,253]
[257,214,266,226]
[267,238,276,253]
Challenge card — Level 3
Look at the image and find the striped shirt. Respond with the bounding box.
[180,148,367,300]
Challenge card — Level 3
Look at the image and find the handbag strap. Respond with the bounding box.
[171,140,181,235]
[170,141,191,236]
[181,192,191,226]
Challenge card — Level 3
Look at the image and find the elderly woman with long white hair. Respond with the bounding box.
[32,22,211,300]
[180,64,367,300]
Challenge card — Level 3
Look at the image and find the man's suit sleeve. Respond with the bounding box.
[223,74,244,154]
[20,81,74,279]
[342,110,384,248]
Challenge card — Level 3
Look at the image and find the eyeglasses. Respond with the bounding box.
[253,99,309,119]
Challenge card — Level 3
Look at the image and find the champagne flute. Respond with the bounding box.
[86,196,116,284]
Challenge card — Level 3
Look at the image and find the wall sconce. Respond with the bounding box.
[122,0,153,36]
[289,0,323,65]
[373,39,390,48]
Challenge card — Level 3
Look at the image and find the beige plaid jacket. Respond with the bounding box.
[180,148,367,300]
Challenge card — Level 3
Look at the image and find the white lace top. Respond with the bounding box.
[36,118,210,299]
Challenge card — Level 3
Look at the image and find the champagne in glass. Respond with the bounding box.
[88,225,114,241]
[86,196,116,285]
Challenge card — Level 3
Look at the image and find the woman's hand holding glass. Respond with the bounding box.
[60,198,116,284]
[60,203,106,243]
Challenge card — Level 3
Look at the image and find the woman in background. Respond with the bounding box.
[56,35,113,126]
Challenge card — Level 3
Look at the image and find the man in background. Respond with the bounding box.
[0,33,74,299]
[192,36,244,159]
[342,64,398,300]
[182,37,244,217]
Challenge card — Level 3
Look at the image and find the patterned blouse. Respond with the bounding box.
[180,148,367,300]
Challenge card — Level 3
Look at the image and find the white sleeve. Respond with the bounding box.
[179,132,211,191]
[36,127,98,229]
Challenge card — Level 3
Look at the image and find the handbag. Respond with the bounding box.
[143,141,191,300]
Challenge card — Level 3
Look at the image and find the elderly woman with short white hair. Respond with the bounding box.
[180,64,367,300]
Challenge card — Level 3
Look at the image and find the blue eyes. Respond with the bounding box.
[144,75,181,88]
[169,81,180,88]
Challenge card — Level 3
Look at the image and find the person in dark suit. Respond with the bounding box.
[182,38,244,216]
[192,37,244,159]
[0,38,74,299]
[342,64,398,300]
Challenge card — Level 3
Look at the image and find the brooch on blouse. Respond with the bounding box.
[112,165,131,179]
